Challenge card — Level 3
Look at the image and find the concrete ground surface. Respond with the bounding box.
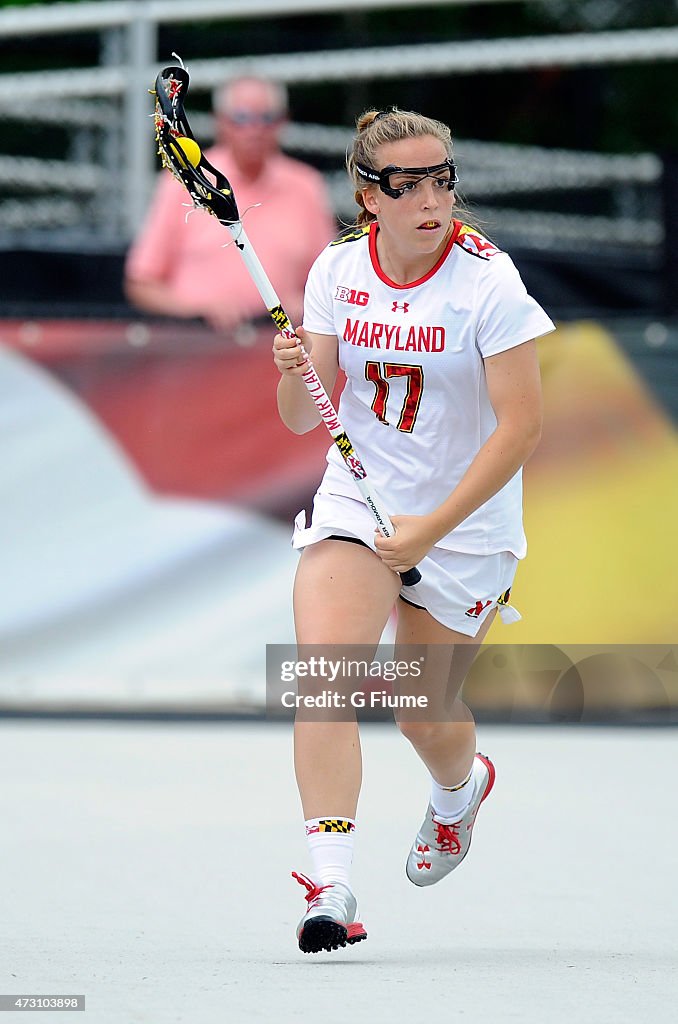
[2,720,676,1024]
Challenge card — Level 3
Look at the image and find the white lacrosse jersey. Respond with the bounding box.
[302,220,555,557]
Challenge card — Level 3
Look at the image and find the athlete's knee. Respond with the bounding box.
[396,706,474,748]
[395,718,449,749]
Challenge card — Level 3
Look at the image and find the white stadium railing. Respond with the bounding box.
[0,156,104,192]
[0,0,670,249]
[0,198,85,231]
[0,0,547,37]
[1,100,114,129]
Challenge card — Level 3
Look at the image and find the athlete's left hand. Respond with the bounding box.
[374,515,438,574]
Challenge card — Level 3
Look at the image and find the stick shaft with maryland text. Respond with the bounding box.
[153,63,421,586]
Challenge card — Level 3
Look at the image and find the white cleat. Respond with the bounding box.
[292,872,367,953]
[406,753,496,887]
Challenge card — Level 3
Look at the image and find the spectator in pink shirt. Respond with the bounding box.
[125,75,336,333]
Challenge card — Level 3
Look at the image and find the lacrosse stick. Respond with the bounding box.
[152,62,421,587]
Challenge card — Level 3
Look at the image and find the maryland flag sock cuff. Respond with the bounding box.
[305,817,356,835]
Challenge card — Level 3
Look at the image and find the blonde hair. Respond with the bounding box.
[347,108,453,227]
[346,106,481,232]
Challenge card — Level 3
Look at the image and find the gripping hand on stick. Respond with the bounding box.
[273,326,311,376]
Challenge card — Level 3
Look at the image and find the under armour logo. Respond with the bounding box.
[392,301,409,312]
[416,844,431,869]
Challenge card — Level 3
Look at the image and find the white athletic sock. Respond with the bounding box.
[430,765,475,823]
[305,816,356,887]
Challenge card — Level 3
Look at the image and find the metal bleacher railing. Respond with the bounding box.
[0,0,672,254]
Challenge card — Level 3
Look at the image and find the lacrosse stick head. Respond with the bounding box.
[153,64,241,224]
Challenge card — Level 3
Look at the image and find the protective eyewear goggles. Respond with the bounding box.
[356,159,458,199]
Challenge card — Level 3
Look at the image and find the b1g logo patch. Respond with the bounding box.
[335,286,369,306]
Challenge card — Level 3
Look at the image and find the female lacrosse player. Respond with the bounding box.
[272,107,555,954]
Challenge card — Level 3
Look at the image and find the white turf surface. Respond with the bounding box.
[2,721,676,1024]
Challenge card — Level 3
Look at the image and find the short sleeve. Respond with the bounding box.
[124,172,187,284]
[475,253,555,359]
[302,249,336,336]
[299,172,337,266]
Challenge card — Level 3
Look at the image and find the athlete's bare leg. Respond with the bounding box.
[293,540,400,820]
[394,602,498,786]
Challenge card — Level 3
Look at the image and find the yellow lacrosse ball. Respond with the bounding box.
[172,136,201,169]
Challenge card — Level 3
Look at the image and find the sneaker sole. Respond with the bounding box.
[298,916,367,954]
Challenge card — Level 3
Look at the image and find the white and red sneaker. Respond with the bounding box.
[292,872,367,953]
[406,752,495,887]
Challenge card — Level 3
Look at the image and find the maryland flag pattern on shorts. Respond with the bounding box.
[497,588,512,606]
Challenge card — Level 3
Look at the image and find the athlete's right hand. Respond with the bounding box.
[273,325,312,376]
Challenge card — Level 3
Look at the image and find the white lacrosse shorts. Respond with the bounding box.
[292,491,522,638]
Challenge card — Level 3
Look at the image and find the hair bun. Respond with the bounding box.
[356,110,382,133]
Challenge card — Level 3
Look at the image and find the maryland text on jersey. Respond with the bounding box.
[344,317,446,352]
[455,224,501,260]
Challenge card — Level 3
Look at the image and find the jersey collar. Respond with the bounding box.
[368,220,461,290]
